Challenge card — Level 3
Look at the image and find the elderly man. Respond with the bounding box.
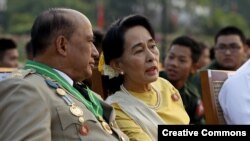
[0,8,128,141]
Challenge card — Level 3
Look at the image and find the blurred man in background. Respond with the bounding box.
[196,41,211,70]
[160,36,205,124]
[191,26,247,96]
[208,26,246,70]
[0,38,19,68]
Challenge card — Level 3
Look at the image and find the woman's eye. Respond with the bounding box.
[134,49,143,54]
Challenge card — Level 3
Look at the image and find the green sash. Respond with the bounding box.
[24,60,103,118]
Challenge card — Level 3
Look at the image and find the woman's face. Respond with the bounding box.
[118,25,159,85]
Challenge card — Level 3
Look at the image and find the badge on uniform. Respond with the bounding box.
[171,93,179,101]
[101,121,113,134]
[56,88,66,96]
[196,100,204,117]
[120,136,125,141]
[45,79,59,89]
[70,104,84,117]
[98,116,113,134]
[79,124,89,136]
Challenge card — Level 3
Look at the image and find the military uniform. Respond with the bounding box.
[0,62,128,141]
[204,60,229,70]
[178,83,205,124]
[159,71,205,124]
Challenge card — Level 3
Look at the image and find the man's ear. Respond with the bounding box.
[243,44,248,52]
[190,63,198,75]
[55,35,68,56]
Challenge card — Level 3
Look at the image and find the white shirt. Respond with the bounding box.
[54,69,73,86]
[219,59,250,124]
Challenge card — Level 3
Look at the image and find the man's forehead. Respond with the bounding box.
[217,35,242,44]
[169,45,192,56]
[4,49,18,55]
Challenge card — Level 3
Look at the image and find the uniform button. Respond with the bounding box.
[79,116,85,123]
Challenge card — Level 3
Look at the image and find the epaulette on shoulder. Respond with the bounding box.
[10,69,36,79]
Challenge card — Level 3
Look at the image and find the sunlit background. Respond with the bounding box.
[0,0,249,63]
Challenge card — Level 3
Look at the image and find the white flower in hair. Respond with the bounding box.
[103,64,119,79]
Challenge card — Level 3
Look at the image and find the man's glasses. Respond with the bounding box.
[215,43,242,53]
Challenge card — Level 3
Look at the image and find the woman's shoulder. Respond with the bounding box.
[152,77,175,90]
[105,91,128,104]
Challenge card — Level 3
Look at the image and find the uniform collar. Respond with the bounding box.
[54,69,73,86]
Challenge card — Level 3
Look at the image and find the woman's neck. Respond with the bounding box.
[123,80,151,93]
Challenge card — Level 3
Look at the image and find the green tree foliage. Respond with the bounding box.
[105,0,136,28]
[3,0,96,34]
[200,8,248,36]
[2,0,250,37]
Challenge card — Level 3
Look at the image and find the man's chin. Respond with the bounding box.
[167,77,179,83]
[78,71,92,82]
[222,64,236,70]
[85,72,93,79]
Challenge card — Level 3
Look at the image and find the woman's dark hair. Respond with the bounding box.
[93,29,104,49]
[102,14,155,94]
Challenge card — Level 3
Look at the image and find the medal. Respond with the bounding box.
[56,88,66,96]
[98,116,113,134]
[70,104,83,117]
[101,121,113,134]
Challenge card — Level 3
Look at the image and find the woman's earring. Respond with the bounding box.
[120,71,124,75]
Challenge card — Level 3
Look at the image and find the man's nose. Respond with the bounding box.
[92,44,99,58]
[224,48,232,55]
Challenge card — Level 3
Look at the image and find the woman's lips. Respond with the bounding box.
[146,66,158,75]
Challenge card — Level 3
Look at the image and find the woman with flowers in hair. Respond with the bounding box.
[100,14,189,141]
